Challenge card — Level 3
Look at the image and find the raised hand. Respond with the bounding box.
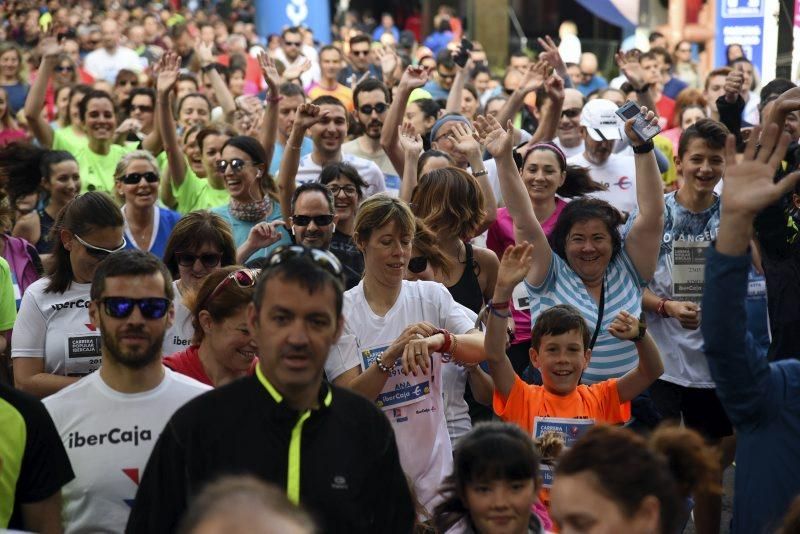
[39,30,63,60]
[156,52,181,94]
[245,220,286,251]
[496,242,535,290]
[724,69,744,103]
[773,86,800,116]
[608,310,642,340]
[195,37,215,67]
[448,121,482,159]
[375,46,399,78]
[282,57,311,82]
[615,50,648,90]
[544,72,565,103]
[537,35,567,74]
[474,114,514,158]
[622,106,658,146]
[399,65,429,91]
[115,118,142,136]
[518,60,551,94]
[257,51,280,93]
[293,103,328,131]
[398,122,423,155]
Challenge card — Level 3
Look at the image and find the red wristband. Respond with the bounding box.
[657,298,671,318]
[435,329,452,353]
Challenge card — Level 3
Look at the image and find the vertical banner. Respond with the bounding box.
[715,0,779,82]
[255,0,332,44]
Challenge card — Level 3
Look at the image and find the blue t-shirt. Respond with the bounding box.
[212,201,291,261]
[577,75,608,97]
[2,83,28,115]
[269,137,314,176]
[123,206,182,259]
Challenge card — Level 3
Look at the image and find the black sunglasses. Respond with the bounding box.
[55,65,75,73]
[216,158,256,173]
[408,256,428,274]
[284,41,302,47]
[130,104,153,113]
[351,50,370,56]
[267,245,344,281]
[120,172,159,185]
[292,214,334,227]
[359,103,388,115]
[175,252,222,269]
[100,297,171,319]
[561,108,581,119]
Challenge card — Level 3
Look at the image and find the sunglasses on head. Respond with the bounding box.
[561,108,581,119]
[292,214,334,227]
[359,103,388,115]
[100,297,171,319]
[74,234,127,259]
[120,171,158,185]
[216,158,256,173]
[202,268,261,310]
[267,245,344,281]
[408,256,428,274]
[175,251,222,269]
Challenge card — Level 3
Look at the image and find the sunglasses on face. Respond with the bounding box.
[175,251,222,269]
[119,79,139,87]
[119,171,158,185]
[74,234,127,259]
[351,49,370,57]
[216,158,256,173]
[55,65,75,73]
[359,103,388,115]
[130,104,153,113]
[267,245,344,281]
[292,214,334,227]
[202,268,261,310]
[100,296,171,319]
[407,256,428,274]
[561,108,581,119]
[284,41,302,47]
[329,185,357,196]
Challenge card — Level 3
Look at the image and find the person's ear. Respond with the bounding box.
[88,299,99,328]
[632,495,661,532]
[582,348,592,368]
[353,232,366,253]
[674,154,683,176]
[530,346,541,369]
[61,230,74,251]
[198,310,214,334]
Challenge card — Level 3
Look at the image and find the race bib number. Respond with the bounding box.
[671,240,709,303]
[533,416,595,488]
[512,282,530,312]
[360,344,431,410]
[65,333,102,376]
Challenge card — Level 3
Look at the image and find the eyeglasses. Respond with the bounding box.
[119,79,139,87]
[216,158,257,173]
[100,297,171,319]
[267,245,343,281]
[175,252,223,269]
[561,108,581,119]
[359,103,388,115]
[119,171,159,185]
[328,185,357,196]
[284,41,302,47]
[202,268,261,310]
[408,256,428,274]
[74,234,127,259]
[292,214,334,227]
[130,104,153,113]
[55,65,75,73]
[351,49,370,57]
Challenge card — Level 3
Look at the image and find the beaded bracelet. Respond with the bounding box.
[375,353,394,373]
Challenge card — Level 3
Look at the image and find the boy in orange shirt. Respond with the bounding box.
[485,243,664,434]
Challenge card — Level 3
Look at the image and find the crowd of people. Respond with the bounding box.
[1,2,800,534]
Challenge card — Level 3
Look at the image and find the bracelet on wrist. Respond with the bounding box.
[631,314,647,342]
[375,353,394,373]
[472,169,488,177]
[435,329,452,353]
[266,94,284,103]
[656,298,671,318]
[632,140,655,154]
[634,83,652,94]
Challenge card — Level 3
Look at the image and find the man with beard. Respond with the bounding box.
[43,251,210,534]
[553,88,586,158]
[342,78,400,193]
[567,98,638,215]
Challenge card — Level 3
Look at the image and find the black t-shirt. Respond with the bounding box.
[0,383,74,529]
[36,208,55,255]
[329,230,364,290]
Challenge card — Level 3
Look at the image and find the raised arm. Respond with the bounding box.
[611,311,664,402]
[257,52,280,170]
[380,66,429,176]
[537,35,571,88]
[621,108,665,281]
[445,54,471,115]
[474,114,552,286]
[156,52,184,208]
[196,40,236,120]
[528,73,565,144]
[397,122,423,203]
[374,46,399,89]
[615,50,657,114]
[448,121,497,232]
[486,243,535,397]
[495,60,548,128]
[24,35,61,148]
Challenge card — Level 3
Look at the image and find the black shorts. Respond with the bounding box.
[650,379,734,440]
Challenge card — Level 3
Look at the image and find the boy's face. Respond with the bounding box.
[530,329,591,396]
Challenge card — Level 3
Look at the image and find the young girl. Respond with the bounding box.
[434,421,552,533]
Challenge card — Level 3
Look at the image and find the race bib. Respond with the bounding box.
[671,240,709,303]
[533,416,595,488]
[64,332,102,376]
[360,344,431,410]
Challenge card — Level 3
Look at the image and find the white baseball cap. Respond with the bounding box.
[580,99,622,141]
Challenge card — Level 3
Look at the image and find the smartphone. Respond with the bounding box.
[454,38,474,68]
[615,100,661,141]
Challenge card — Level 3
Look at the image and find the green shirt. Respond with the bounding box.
[172,165,229,214]
[52,127,88,154]
[75,144,136,194]
[0,258,16,331]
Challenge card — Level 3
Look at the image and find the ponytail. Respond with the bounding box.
[556,164,608,198]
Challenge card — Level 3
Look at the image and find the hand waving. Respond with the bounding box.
[496,242,535,290]
[195,38,215,67]
[398,122,423,155]
[156,52,181,95]
[282,57,311,82]
[518,60,551,94]
[293,103,328,131]
[399,65,429,91]
[537,36,567,74]
[257,51,281,93]
[615,50,648,90]
[474,114,514,158]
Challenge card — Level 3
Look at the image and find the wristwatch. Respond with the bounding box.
[631,314,647,342]
[632,140,655,154]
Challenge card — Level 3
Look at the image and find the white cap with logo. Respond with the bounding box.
[580,99,622,141]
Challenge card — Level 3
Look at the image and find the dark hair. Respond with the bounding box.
[222,136,278,201]
[124,87,155,114]
[311,95,348,114]
[433,422,541,533]
[170,22,190,40]
[353,77,390,109]
[176,92,212,119]
[47,192,124,294]
[436,48,455,69]
[0,143,77,205]
[253,249,344,317]
[531,304,591,350]
[521,144,606,199]
[185,267,254,345]
[470,64,491,80]
[729,56,752,68]
[279,81,306,98]
[437,18,452,34]
[66,84,92,123]
[291,182,334,215]
[648,31,665,43]
[282,26,302,39]
[163,211,237,279]
[649,46,672,67]
[463,82,479,102]
[760,78,797,107]
[410,98,441,124]
[726,44,745,64]
[319,44,341,59]
[550,198,624,263]
[677,118,729,159]
[78,90,115,122]
[416,149,454,177]
[114,69,138,86]
[349,34,371,48]
[90,249,173,301]
[318,161,367,198]
[556,424,720,534]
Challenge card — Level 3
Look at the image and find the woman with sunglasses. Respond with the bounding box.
[163,267,259,387]
[115,151,181,259]
[327,195,488,516]
[11,192,125,398]
[162,211,237,357]
[213,136,291,261]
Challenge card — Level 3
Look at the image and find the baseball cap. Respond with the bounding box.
[580,99,622,141]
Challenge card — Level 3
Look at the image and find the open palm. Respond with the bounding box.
[474,115,513,158]
[497,243,535,288]
[156,53,181,93]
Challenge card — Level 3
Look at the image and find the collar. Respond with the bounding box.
[255,364,333,409]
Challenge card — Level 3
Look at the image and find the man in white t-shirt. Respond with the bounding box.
[44,251,210,534]
[84,19,145,83]
[568,98,638,215]
[553,88,586,159]
[271,26,320,88]
[294,95,387,197]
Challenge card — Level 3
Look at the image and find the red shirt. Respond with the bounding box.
[163,345,212,386]
[656,95,676,130]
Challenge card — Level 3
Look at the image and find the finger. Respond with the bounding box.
[758,123,780,162]
[776,170,800,197]
[420,346,430,374]
[743,125,762,161]
[401,345,410,375]
[768,131,791,169]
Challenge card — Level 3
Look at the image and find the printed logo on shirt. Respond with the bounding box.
[616,176,632,190]
[171,335,192,347]
[66,426,152,449]
[331,475,349,490]
[67,335,101,359]
[51,298,90,311]
[122,468,140,508]
[391,408,408,423]
[361,345,431,409]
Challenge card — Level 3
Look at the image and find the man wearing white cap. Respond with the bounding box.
[567,98,638,215]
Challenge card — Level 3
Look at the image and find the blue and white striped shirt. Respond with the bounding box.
[525,249,646,384]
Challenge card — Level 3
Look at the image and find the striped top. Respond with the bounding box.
[525,249,646,384]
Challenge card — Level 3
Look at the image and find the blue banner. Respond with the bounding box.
[255,0,331,44]
[715,0,766,72]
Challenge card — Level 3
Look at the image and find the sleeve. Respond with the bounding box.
[700,245,792,429]
[172,165,203,215]
[366,163,387,195]
[17,398,74,503]
[325,333,360,383]
[716,95,747,152]
[10,284,45,358]
[492,375,535,434]
[0,259,17,330]
[125,420,189,534]
[617,247,648,288]
[594,379,632,424]
[524,252,558,295]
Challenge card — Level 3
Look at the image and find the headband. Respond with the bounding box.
[523,142,568,170]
